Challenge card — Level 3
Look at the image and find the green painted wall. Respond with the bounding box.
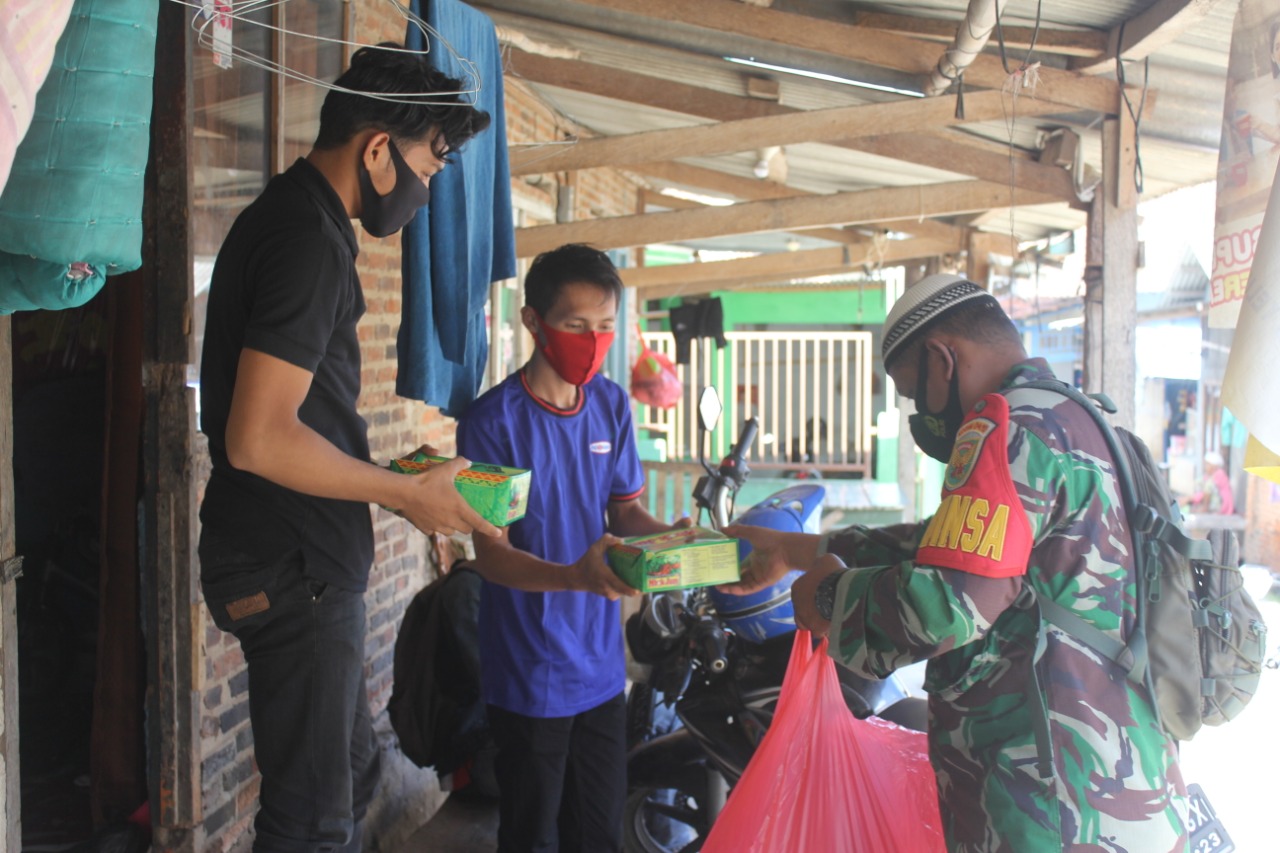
[715,289,886,327]
[650,288,887,329]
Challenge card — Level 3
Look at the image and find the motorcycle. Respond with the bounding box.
[623,388,928,852]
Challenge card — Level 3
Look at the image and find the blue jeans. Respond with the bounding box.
[200,532,380,853]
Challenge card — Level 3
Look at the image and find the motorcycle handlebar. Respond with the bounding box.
[693,417,760,527]
[733,418,758,459]
[717,418,758,486]
[692,618,728,675]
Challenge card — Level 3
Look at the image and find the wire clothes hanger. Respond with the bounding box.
[167,0,482,106]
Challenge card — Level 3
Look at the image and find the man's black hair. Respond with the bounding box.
[314,43,491,158]
[886,297,1023,371]
[524,244,623,317]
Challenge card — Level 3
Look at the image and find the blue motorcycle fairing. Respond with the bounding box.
[710,484,826,643]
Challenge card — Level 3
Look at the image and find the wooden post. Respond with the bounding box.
[0,316,20,853]
[895,261,939,522]
[145,3,199,850]
[1083,116,1139,429]
[634,187,646,269]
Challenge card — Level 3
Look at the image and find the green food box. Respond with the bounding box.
[607,527,741,593]
[388,452,531,527]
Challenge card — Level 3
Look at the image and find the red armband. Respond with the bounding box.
[915,393,1033,578]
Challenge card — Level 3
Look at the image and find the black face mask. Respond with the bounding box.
[908,345,966,463]
[357,138,431,238]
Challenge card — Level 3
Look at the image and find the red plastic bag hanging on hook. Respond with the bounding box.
[703,631,946,853]
[630,324,683,409]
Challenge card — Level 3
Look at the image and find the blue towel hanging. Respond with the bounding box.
[397,0,516,416]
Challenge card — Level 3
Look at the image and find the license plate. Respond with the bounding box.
[1187,784,1234,853]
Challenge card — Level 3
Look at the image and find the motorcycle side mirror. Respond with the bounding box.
[697,386,723,434]
[693,386,724,512]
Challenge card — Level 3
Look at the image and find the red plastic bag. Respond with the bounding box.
[703,631,945,853]
[630,326,683,409]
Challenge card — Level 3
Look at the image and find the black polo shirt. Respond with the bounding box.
[199,158,374,591]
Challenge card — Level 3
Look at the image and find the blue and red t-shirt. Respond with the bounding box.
[456,371,645,718]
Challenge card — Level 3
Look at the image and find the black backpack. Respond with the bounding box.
[388,564,489,774]
[1021,379,1267,745]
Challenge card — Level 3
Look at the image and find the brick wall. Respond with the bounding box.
[192,7,647,853]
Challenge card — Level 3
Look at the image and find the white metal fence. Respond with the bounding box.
[634,330,875,475]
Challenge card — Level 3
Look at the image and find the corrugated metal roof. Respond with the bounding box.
[486,0,1239,278]
[1137,244,1211,313]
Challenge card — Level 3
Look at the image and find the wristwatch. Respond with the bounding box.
[814,569,849,622]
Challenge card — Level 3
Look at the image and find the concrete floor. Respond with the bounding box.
[395,793,499,852]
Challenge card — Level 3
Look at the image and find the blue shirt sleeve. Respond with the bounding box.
[456,406,512,470]
[610,394,646,501]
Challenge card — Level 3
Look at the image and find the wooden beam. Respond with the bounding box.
[630,162,971,245]
[505,49,786,124]
[494,25,580,59]
[509,89,1066,177]
[622,236,963,297]
[854,11,1109,59]
[965,230,1019,286]
[640,187,719,210]
[1082,118,1138,428]
[626,248,858,292]
[969,229,1020,259]
[0,315,17,853]
[516,179,1055,256]
[849,133,1078,201]
[507,49,1080,201]
[1072,0,1227,74]
[639,188,868,245]
[146,3,200,848]
[564,0,1121,113]
[633,188,646,268]
[630,161,794,201]
[1116,101,1139,209]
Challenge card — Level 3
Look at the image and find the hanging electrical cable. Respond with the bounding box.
[992,0,1049,314]
[1114,22,1150,197]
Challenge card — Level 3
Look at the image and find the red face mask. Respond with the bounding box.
[536,318,615,386]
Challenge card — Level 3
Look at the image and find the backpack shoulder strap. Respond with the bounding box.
[1037,594,1142,678]
[1014,379,1153,682]
[1017,379,1139,510]
[1017,379,1212,562]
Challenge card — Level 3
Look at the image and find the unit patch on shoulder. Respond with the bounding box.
[944,417,996,492]
[915,392,1033,579]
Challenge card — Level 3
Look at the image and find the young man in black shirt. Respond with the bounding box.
[198,45,500,853]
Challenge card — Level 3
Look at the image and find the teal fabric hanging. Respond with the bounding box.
[0,0,157,313]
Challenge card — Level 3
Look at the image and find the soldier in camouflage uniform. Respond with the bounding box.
[725,274,1188,852]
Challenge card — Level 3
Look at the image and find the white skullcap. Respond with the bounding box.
[881,273,998,367]
[1205,450,1225,468]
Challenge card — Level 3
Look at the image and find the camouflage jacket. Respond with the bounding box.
[825,359,1188,853]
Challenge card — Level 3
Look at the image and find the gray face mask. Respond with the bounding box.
[908,345,965,463]
[357,138,431,238]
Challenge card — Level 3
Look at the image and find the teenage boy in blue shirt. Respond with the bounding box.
[458,243,684,853]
